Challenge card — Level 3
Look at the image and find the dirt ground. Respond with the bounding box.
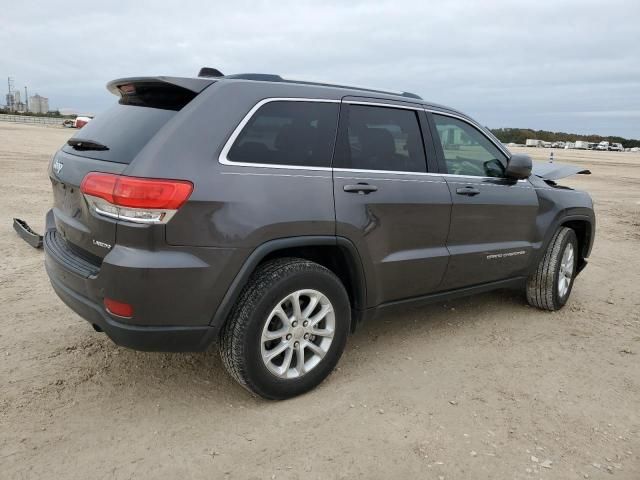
[1,122,639,479]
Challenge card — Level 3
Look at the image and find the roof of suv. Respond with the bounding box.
[107,71,466,118]
[222,73,423,100]
[219,73,464,115]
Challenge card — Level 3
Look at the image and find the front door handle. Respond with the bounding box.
[344,183,378,194]
[456,186,480,196]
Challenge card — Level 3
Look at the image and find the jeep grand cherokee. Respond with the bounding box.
[44,70,595,399]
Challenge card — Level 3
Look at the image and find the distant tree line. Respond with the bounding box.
[490,128,640,148]
[0,108,75,118]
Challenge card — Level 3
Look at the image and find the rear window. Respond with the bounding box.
[334,104,427,173]
[62,104,176,164]
[227,101,339,168]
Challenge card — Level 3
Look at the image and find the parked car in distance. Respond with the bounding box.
[62,116,93,129]
[609,142,623,152]
[44,69,596,399]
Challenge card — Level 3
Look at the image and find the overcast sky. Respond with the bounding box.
[3,0,639,137]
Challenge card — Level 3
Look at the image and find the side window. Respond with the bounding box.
[227,101,339,168]
[432,114,507,177]
[334,104,427,173]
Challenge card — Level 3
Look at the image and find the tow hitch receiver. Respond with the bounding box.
[13,218,43,249]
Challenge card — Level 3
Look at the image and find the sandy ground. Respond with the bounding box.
[1,122,639,479]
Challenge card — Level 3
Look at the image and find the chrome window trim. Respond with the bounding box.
[334,167,527,183]
[446,178,532,188]
[335,175,445,185]
[441,172,528,182]
[220,171,329,179]
[218,97,523,182]
[333,167,440,178]
[218,97,339,171]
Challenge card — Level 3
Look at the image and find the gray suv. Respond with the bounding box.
[44,70,595,399]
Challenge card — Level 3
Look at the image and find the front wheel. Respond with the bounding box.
[220,258,350,399]
[526,227,578,311]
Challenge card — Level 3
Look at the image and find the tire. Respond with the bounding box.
[220,257,350,400]
[526,227,578,311]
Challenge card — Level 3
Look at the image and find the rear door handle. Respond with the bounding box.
[456,186,480,196]
[343,183,378,194]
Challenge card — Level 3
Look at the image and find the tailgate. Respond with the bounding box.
[49,76,211,259]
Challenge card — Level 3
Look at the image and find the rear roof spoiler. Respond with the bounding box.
[106,76,215,96]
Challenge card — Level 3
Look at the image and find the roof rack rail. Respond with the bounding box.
[282,79,423,100]
[224,73,284,82]
[214,70,423,100]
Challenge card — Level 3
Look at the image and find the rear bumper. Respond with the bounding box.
[47,267,217,351]
[44,210,241,352]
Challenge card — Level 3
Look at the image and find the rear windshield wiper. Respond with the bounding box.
[67,139,110,151]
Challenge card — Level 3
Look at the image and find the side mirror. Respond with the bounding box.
[506,153,532,179]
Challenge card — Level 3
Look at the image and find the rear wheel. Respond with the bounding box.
[526,227,578,311]
[220,258,350,399]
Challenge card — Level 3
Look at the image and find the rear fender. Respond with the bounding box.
[210,236,367,332]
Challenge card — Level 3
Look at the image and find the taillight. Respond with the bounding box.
[81,172,116,203]
[81,172,193,224]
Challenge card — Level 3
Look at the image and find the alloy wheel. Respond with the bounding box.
[558,243,575,298]
[260,289,335,379]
